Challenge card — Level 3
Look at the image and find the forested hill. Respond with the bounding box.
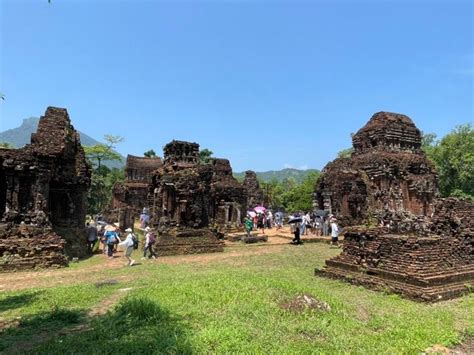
[234,168,320,183]
[0,117,125,169]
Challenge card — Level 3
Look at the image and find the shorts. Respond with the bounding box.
[331,237,338,243]
[125,246,134,257]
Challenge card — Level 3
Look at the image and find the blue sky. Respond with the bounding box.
[0,0,472,172]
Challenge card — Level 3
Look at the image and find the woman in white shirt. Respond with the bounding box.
[119,228,136,266]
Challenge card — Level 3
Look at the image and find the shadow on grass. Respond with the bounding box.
[0,291,43,313]
[0,297,193,354]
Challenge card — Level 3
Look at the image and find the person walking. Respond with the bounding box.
[292,222,302,245]
[244,214,253,238]
[323,217,329,236]
[142,227,157,259]
[86,222,98,254]
[266,211,273,229]
[257,213,265,235]
[330,218,340,247]
[104,226,118,258]
[119,228,136,266]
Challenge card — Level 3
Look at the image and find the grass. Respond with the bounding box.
[0,244,472,354]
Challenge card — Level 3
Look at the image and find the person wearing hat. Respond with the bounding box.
[104,225,119,258]
[119,228,136,266]
[142,226,157,259]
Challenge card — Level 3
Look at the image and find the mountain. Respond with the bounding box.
[234,168,320,184]
[0,117,125,169]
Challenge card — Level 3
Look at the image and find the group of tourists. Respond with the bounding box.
[289,213,340,247]
[85,216,158,266]
[242,206,341,247]
[86,205,340,266]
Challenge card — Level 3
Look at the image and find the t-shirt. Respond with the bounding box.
[87,226,98,242]
[331,223,339,237]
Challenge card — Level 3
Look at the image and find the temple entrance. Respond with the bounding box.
[49,187,70,227]
[18,177,32,213]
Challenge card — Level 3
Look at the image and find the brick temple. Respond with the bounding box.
[0,107,91,270]
[148,140,248,256]
[108,155,162,229]
[315,112,473,301]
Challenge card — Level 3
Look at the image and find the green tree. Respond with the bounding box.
[282,171,320,212]
[261,179,285,210]
[144,149,157,158]
[85,135,125,215]
[84,135,123,169]
[0,142,14,148]
[199,148,214,164]
[424,124,473,200]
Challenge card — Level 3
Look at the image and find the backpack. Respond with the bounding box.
[107,233,117,245]
[148,232,156,245]
[104,231,116,245]
[132,234,139,250]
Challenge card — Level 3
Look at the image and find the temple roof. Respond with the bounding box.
[126,155,162,169]
[352,112,422,154]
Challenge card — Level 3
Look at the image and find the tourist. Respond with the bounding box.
[292,222,302,245]
[140,208,150,229]
[112,223,121,252]
[257,213,265,234]
[330,218,340,247]
[119,228,136,266]
[302,212,311,236]
[104,226,119,258]
[314,216,323,236]
[142,226,157,259]
[86,222,98,254]
[275,211,283,230]
[244,214,253,238]
[266,210,273,229]
[323,216,330,236]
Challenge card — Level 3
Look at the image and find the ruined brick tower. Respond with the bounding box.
[315,112,438,226]
[316,112,473,301]
[0,107,91,270]
[108,155,163,229]
[148,140,247,256]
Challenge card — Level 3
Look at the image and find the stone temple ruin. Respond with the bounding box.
[108,155,162,229]
[315,112,473,301]
[148,140,248,256]
[0,107,91,270]
[242,170,264,208]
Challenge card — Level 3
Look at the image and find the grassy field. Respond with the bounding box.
[0,243,472,354]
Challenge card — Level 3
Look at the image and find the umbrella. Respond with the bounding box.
[247,211,257,218]
[314,209,329,217]
[254,206,266,214]
[288,217,303,224]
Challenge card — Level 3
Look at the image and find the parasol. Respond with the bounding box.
[247,211,257,218]
[288,217,303,224]
[314,210,329,217]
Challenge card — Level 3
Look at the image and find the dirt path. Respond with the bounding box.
[0,244,286,293]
